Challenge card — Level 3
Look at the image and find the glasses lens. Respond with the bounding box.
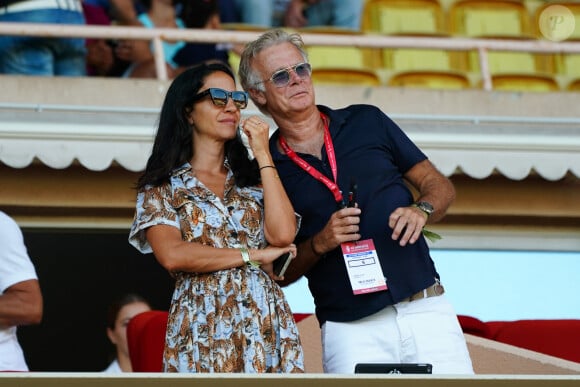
[231,91,248,109]
[271,69,291,87]
[295,63,312,78]
[209,88,228,106]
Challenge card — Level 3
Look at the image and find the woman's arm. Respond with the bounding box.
[241,117,297,246]
[146,224,295,273]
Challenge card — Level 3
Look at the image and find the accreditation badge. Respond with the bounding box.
[341,239,388,295]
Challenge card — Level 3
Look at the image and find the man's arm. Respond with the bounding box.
[404,159,456,223]
[0,279,43,328]
[389,159,456,246]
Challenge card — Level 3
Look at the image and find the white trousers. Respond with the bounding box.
[321,295,474,374]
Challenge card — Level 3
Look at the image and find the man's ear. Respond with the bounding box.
[249,88,266,106]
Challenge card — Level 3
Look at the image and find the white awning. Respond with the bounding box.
[1,107,579,180]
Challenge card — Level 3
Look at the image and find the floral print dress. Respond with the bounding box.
[129,162,304,373]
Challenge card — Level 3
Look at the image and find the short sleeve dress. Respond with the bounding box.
[129,163,304,373]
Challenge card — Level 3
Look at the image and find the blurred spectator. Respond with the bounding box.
[229,0,363,30]
[82,2,115,76]
[103,293,151,373]
[0,211,43,371]
[120,0,235,79]
[116,0,186,78]
[82,0,145,26]
[0,0,87,76]
[171,0,235,73]
[81,2,134,77]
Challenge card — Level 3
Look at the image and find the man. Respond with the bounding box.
[0,211,43,371]
[238,29,473,374]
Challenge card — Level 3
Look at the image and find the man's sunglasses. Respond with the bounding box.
[192,88,248,109]
[260,62,312,88]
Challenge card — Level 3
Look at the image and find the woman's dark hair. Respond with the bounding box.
[106,293,150,329]
[137,61,259,189]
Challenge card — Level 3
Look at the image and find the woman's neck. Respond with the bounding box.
[117,352,133,372]
[191,142,226,174]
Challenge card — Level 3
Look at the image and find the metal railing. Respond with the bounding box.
[1,22,580,89]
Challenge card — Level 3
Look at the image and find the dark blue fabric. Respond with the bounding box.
[270,104,440,326]
[172,42,229,68]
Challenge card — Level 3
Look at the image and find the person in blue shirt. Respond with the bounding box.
[224,0,363,30]
[238,29,474,375]
[0,0,86,76]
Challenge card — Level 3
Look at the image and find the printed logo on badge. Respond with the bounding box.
[341,239,387,295]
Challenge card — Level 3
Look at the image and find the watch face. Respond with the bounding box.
[417,201,434,214]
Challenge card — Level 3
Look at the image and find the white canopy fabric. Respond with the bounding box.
[1,108,579,180]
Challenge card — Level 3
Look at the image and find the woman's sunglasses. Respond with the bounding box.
[260,62,312,88]
[192,88,248,109]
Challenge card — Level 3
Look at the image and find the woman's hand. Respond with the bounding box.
[252,244,296,281]
[240,116,271,160]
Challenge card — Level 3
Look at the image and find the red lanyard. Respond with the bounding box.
[279,113,344,205]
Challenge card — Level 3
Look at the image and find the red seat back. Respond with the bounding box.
[127,310,169,372]
[490,319,580,363]
[457,314,491,339]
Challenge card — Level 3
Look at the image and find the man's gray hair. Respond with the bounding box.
[238,29,309,94]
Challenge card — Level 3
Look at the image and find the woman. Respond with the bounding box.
[129,61,304,373]
[103,293,152,373]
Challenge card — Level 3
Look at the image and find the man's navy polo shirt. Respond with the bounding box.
[270,104,441,326]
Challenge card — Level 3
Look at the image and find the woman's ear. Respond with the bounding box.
[106,327,118,345]
[185,108,195,125]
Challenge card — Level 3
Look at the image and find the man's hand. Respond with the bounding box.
[313,206,361,254]
[389,205,428,246]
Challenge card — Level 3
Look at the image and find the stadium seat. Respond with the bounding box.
[387,70,472,89]
[567,78,580,91]
[467,36,556,75]
[303,27,382,70]
[551,50,580,79]
[449,0,532,38]
[362,0,446,35]
[381,34,470,73]
[449,0,539,76]
[127,310,169,372]
[311,68,382,86]
[487,73,560,92]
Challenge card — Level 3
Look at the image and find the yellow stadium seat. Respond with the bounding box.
[311,68,382,86]
[449,0,532,38]
[466,35,556,76]
[382,35,470,72]
[301,27,382,70]
[488,73,560,92]
[567,78,580,91]
[555,53,580,78]
[362,0,446,35]
[307,45,371,69]
[387,70,472,89]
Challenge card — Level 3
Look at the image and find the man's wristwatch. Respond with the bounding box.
[412,201,434,218]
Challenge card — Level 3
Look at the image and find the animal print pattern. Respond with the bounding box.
[129,163,304,373]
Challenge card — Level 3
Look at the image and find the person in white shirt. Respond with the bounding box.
[0,211,43,371]
[103,293,151,373]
